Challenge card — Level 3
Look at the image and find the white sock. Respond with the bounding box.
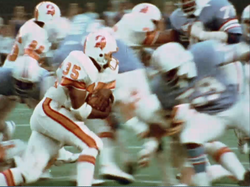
[99,136,116,167]
[77,148,98,186]
[214,147,246,181]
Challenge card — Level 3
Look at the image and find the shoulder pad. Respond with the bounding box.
[69,51,98,81]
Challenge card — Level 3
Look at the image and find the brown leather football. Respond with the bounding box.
[86,95,110,112]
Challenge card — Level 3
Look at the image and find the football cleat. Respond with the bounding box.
[100,165,135,184]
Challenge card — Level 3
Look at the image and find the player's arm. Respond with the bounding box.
[191,2,242,44]
[216,42,250,65]
[143,29,179,45]
[60,54,111,119]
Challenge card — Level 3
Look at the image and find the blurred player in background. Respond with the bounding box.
[136,41,250,186]
[170,0,242,48]
[234,4,250,160]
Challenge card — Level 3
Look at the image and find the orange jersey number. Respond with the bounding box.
[62,62,81,80]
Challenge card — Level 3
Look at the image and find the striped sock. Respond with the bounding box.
[1,168,24,186]
[187,146,210,186]
[77,148,98,186]
[187,146,206,173]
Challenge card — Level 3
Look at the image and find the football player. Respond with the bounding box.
[0,29,118,186]
[170,0,242,48]
[234,4,250,158]
[135,41,250,185]
[113,3,177,48]
[0,1,61,134]
[0,0,81,180]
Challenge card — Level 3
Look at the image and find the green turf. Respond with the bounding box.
[7,104,249,186]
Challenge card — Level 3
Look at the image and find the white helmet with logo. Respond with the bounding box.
[152,43,196,80]
[242,5,250,40]
[34,1,61,24]
[84,29,119,71]
[132,3,162,21]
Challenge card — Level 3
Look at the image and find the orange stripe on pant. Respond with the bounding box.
[42,98,98,150]
[78,155,96,165]
[1,169,15,186]
[98,132,114,139]
[213,147,232,163]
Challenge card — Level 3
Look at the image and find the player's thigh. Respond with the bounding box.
[85,119,112,136]
[134,94,168,125]
[114,69,151,102]
[18,131,61,183]
[179,109,227,144]
[31,98,103,151]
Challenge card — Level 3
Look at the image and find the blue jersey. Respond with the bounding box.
[152,40,240,114]
[170,0,242,48]
[0,67,50,100]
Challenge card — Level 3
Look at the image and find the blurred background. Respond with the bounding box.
[0,0,249,34]
[0,0,248,55]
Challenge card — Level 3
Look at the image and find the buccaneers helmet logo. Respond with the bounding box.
[46,4,55,16]
[140,6,149,13]
[94,35,106,50]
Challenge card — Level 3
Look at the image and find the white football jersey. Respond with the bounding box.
[4,19,51,67]
[45,51,118,108]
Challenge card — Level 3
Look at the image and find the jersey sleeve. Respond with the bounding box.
[214,0,242,34]
[58,52,89,91]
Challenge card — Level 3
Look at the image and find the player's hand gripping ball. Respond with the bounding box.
[86,89,114,112]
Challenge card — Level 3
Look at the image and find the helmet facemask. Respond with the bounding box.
[181,0,197,16]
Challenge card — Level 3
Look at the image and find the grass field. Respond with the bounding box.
[7,104,249,186]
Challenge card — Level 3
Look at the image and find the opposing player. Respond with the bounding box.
[234,4,250,157]
[170,0,242,48]
[0,29,118,186]
[137,41,250,185]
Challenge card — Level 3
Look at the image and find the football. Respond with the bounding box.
[86,94,110,112]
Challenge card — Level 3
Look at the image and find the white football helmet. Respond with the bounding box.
[132,3,161,22]
[242,5,250,41]
[131,3,162,32]
[34,1,61,24]
[84,29,118,71]
[152,43,197,81]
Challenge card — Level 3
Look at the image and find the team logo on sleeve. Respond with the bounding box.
[94,35,106,50]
